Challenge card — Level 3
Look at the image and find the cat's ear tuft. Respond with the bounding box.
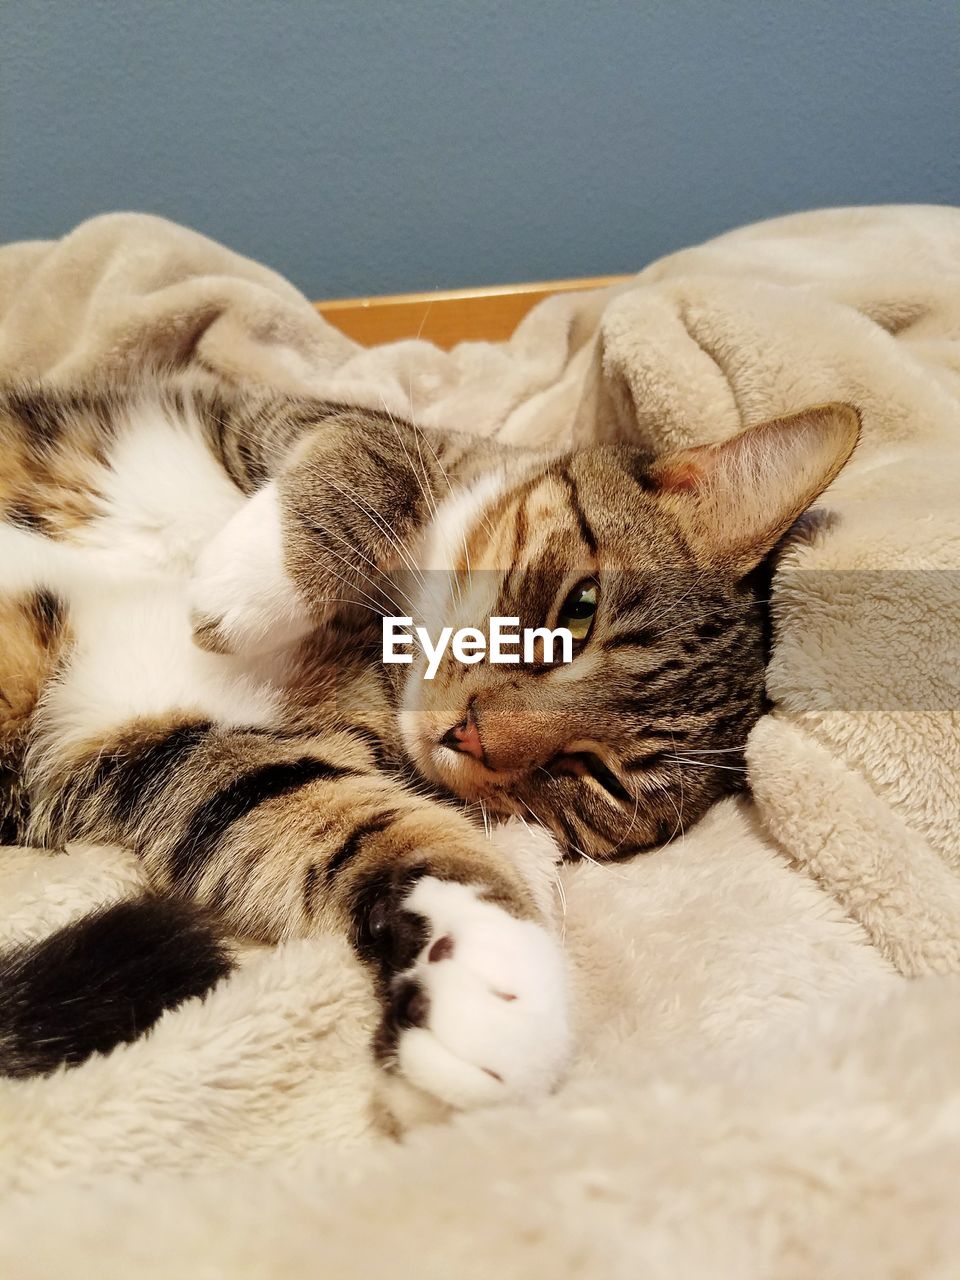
[646,403,861,575]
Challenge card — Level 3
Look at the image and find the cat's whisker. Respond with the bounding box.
[314,526,418,616]
[378,399,440,527]
[384,414,465,609]
[403,391,496,556]
[666,731,687,848]
[412,299,435,344]
[320,476,425,588]
[627,575,706,638]
[570,843,603,869]
[314,555,397,620]
[647,591,773,645]
[313,597,390,616]
[319,522,420,614]
[460,529,474,593]
[530,764,644,862]
[670,757,748,773]
[514,793,603,872]
[602,780,644,858]
[379,396,440,528]
[417,426,498,544]
[413,428,453,496]
[403,365,419,431]
[553,870,567,917]
[516,795,544,827]
[397,430,480,607]
[553,868,567,940]
[661,785,685,848]
[410,425,440,523]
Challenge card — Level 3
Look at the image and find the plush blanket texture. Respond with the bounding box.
[1,206,958,1278]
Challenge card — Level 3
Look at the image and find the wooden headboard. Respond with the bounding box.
[315,274,629,349]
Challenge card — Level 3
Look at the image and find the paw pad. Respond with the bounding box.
[382,877,570,1109]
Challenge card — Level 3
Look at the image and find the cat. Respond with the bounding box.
[0,375,859,1106]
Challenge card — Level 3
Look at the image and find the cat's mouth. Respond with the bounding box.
[428,743,524,807]
[429,738,635,814]
[401,701,636,813]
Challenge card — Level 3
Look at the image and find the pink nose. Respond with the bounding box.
[441,711,485,763]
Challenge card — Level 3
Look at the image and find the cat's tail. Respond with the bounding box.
[0,896,234,1078]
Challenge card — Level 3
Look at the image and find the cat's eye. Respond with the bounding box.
[557,581,598,644]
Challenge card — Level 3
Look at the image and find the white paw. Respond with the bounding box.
[391,877,570,1109]
[187,483,313,656]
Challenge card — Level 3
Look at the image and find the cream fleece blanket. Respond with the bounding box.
[1,208,959,1277]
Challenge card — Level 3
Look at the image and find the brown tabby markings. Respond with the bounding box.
[0,397,104,537]
[0,590,69,842]
[0,383,859,1025]
[0,591,67,735]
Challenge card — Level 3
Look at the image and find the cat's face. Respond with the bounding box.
[400,405,860,858]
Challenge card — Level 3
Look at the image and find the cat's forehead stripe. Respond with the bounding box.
[552,464,598,555]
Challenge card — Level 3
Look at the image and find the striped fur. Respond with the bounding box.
[0,377,858,1097]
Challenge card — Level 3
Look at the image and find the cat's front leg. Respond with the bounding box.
[189,417,444,657]
[270,786,569,1109]
[355,831,569,1108]
[32,719,570,1109]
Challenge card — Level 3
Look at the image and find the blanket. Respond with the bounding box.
[1,207,958,1277]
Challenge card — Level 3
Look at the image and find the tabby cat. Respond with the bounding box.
[0,377,859,1106]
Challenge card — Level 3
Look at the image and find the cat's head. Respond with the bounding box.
[399,404,860,858]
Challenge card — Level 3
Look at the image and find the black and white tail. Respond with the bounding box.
[0,896,233,1078]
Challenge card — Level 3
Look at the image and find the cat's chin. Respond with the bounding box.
[397,706,483,799]
[420,744,521,811]
[400,726,522,811]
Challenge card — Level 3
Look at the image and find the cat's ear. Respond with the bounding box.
[644,403,861,575]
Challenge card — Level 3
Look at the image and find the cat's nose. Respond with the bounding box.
[440,710,486,763]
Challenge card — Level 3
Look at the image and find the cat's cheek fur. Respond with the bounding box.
[390,877,570,1109]
[188,483,314,656]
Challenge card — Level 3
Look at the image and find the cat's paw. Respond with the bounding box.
[187,483,314,656]
[376,876,570,1109]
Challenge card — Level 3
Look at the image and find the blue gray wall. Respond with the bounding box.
[3,1,958,299]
